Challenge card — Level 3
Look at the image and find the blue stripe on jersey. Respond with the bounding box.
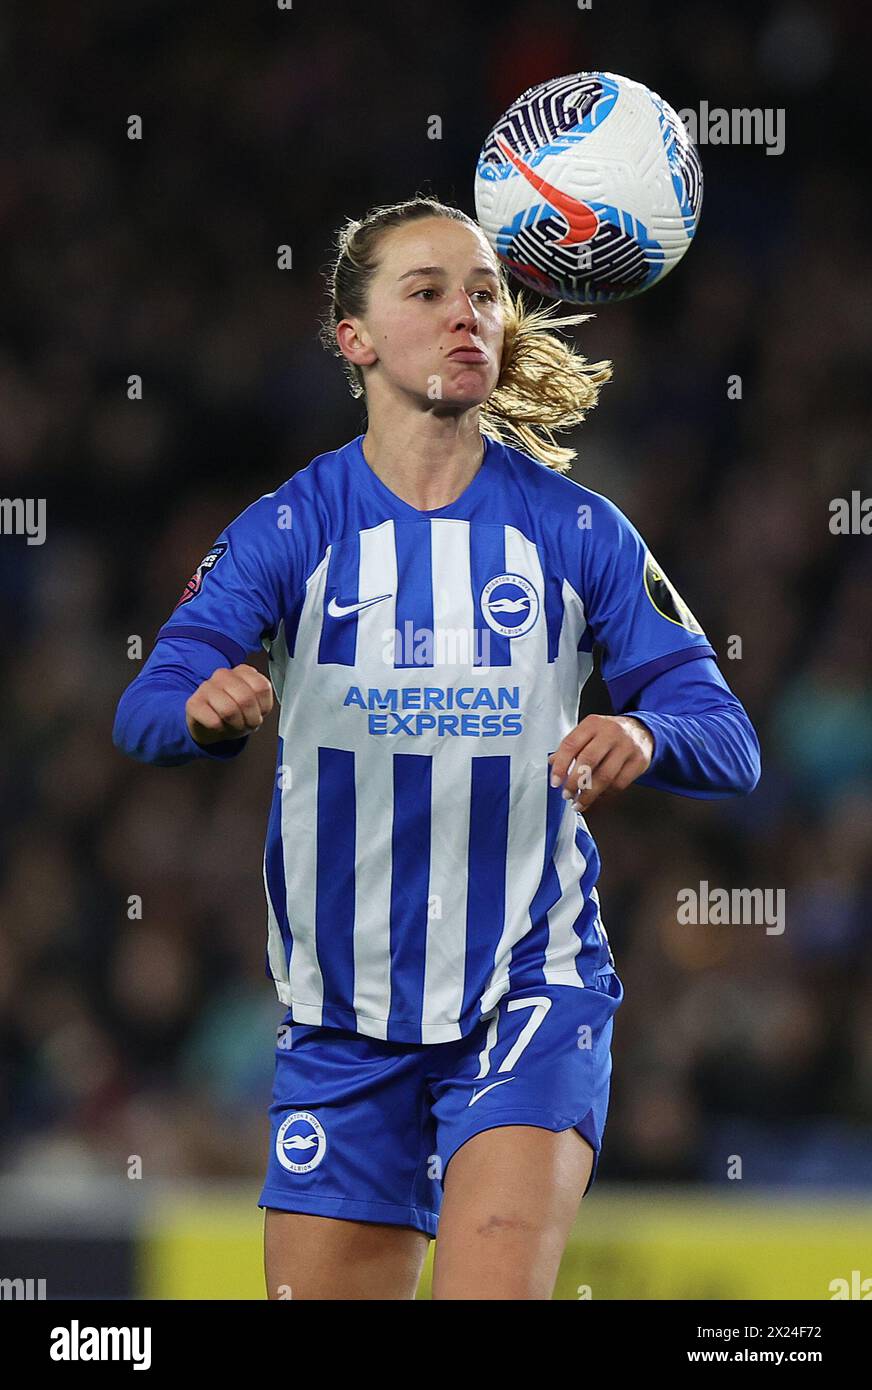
[265,734,293,979]
[469,523,511,668]
[388,752,432,1040]
[319,532,361,666]
[394,522,433,671]
[543,570,567,664]
[316,746,357,1015]
[462,755,511,1022]
[573,824,610,966]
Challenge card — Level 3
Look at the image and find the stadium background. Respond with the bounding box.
[1,0,871,1298]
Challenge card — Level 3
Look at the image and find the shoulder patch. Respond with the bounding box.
[643,552,703,634]
[174,542,228,610]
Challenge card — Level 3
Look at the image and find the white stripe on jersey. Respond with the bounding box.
[281,551,332,1019]
[480,526,550,1003]
[349,522,401,1036]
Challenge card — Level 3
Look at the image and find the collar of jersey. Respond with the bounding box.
[348,433,495,519]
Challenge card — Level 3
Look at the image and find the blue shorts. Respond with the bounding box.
[258,971,623,1238]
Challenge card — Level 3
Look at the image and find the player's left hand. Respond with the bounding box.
[548,714,655,813]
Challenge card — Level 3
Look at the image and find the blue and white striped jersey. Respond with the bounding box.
[157,432,715,1043]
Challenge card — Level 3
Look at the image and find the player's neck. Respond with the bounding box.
[361,415,485,512]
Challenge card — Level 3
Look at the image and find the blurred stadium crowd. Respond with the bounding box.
[1,0,871,1197]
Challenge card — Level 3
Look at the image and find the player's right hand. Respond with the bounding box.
[185,664,274,745]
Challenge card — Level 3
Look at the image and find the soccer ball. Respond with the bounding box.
[474,71,703,304]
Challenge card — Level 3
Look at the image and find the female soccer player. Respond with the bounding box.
[114,196,760,1300]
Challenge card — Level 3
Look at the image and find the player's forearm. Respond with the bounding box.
[113,680,243,765]
[615,656,761,799]
[112,638,249,766]
[629,703,761,798]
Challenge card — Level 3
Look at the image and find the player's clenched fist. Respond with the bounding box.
[185,664,274,746]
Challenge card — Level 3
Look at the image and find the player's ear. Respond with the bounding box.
[336,317,377,368]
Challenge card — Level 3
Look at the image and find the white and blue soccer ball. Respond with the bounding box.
[474,71,703,304]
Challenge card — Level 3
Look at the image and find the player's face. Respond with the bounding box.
[350,217,505,409]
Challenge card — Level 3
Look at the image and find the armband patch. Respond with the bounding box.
[643,552,703,634]
[174,542,228,610]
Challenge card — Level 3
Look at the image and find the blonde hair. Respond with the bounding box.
[318,195,612,473]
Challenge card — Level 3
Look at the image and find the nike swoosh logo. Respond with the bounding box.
[495,133,598,247]
[327,593,392,618]
[467,1077,515,1108]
